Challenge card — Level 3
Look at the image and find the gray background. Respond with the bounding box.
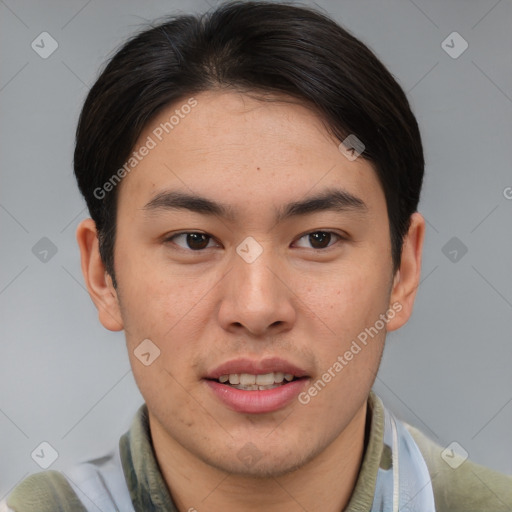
[1,0,511,498]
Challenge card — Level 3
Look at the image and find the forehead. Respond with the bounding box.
[150,90,338,160]
[116,90,384,218]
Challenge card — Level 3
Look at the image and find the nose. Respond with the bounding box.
[217,245,296,338]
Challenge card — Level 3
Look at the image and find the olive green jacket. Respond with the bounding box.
[3,393,511,511]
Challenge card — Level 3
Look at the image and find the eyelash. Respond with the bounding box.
[164,230,346,252]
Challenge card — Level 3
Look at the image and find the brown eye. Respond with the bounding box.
[309,232,332,249]
[186,233,210,250]
[168,232,216,250]
[294,231,341,250]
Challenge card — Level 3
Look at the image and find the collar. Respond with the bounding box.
[119,391,427,511]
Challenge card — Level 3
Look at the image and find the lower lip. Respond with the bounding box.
[205,379,308,414]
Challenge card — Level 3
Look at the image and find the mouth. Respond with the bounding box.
[208,372,302,391]
[204,358,309,414]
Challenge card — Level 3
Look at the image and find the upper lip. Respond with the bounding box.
[205,357,309,380]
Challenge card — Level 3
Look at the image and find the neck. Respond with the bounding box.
[150,402,369,512]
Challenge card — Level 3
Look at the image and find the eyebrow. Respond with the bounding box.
[142,188,368,223]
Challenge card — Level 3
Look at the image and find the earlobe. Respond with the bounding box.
[386,212,425,332]
[76,218,124,331]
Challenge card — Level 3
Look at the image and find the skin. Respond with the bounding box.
[77,89,424,512]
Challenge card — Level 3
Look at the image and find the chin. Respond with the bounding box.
[204,444,315,479]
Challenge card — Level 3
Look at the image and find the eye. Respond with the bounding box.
[293,231,343,250]
[165,230,344,252]
[166,232,219,251]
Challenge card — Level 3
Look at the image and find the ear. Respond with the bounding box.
[76,218,124,331]
[386,212,425,332]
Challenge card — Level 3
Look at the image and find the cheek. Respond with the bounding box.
[296,268,390,418]
[299,260,392,340]
[116,247,213,337]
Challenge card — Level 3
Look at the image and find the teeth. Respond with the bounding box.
[231,383,282,391]
[228,374,240,385]
[255,373,275,386]
[239,373,256,385]
[217,372,296,386]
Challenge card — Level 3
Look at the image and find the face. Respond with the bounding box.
[88,90,407,477]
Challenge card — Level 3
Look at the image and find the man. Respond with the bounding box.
[3,2,511,511]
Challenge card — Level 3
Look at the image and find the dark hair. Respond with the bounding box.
[74,0,424,286]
